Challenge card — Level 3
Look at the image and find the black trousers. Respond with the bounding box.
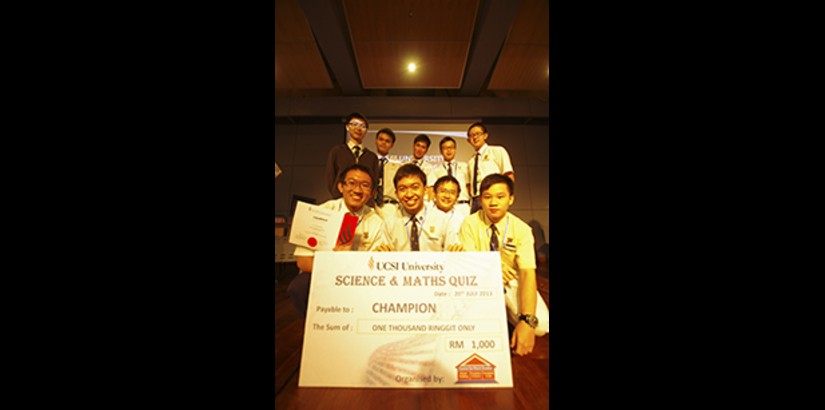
[286,271,311,317]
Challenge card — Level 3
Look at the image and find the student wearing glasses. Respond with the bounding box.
[426,136,472,216]
[466,122,515,214]
[287,164,390,316]
[430,175,467,246]
[324,112,379,203]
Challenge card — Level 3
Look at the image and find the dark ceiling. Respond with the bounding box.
[275,0,549,100]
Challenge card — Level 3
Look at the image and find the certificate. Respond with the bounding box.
[298,252,513,388]
[289,201,359,250]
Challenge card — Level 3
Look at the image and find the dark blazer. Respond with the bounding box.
[324,144,379,202]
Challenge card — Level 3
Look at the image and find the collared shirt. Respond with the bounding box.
[325,143,378,200]
[294,198,389,257]
[467,144,514,197]
[383,202,456,251]
[376,156,402,204]
[458,211,535,284]
[346,139,364,158]
[409,158,432,174]
[376,155,388,200]
[426,160,471,201]
[376,156,389,179]
[432,206,467,246]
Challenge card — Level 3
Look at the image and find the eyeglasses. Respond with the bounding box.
[344,179,372,190]
[348,122,368,130]
[468,132,486,139]
[437,189,458,196]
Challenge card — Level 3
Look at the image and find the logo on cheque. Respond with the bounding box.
[455,353,498,384]
[366,256,444,273]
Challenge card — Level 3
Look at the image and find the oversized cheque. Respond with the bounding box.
[299,251,513,388]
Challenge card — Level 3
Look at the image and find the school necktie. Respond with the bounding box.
[410,216,420,251]
[353,146,361,163]
[447,162,453,177]
[376,157,386,206]
[490,224,499,251]
[472,153,479,196]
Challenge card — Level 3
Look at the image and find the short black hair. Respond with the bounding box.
[345,112,369,128]
[413,134,431,148]
[479,173,513,196]
[434,175,461,195]
[337,163,375,189]
[376,128,396,143]
[466,122,487,136]
[393,163,427,188]
[439,136,456,149]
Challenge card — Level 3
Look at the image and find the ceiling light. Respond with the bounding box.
[407,63,417,73]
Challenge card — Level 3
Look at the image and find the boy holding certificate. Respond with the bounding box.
[458,173,549,356]
[287,164,390,316]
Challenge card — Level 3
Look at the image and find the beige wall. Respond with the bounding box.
[275,122,549,246]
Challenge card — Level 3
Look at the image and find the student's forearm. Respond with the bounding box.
[518,268,537,315]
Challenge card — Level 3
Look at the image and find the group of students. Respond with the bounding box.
[287,112,548,356]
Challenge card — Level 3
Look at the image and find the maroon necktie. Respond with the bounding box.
[490,224,499,251]
[353,146,361,163]
[472,153,479,196]
[410,216,420,251]
[376,157,386,206]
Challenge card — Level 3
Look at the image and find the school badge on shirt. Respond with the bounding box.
[504,237,516,251]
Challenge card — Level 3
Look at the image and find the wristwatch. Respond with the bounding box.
[518,313,539,329]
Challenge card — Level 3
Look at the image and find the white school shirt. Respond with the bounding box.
[383,202,457,251]
[426,160,471,202]
[467,144,514,197]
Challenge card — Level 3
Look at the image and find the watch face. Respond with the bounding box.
[520,314,538,328]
